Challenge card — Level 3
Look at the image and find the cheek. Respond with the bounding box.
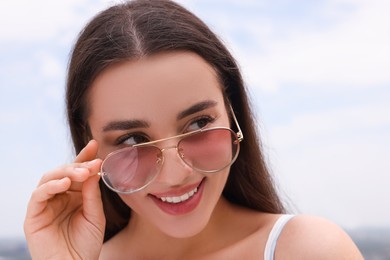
[209,168,230,197]
[118,193,149,214]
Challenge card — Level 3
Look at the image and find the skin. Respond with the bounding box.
[24,51,363,259]
[24,140,104,259]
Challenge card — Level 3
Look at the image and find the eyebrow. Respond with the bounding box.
[102,100,218,132]
[102,119,149,132]
[177,100,218,120]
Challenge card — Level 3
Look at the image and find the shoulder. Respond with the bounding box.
[276,215,363,259]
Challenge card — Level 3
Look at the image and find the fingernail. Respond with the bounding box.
[60,177,69,183]
[85,159,99,167]
[75,167,88,173]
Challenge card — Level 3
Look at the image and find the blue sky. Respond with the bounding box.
[1,0,389,238]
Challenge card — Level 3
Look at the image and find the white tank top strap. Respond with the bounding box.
[264,214,295,260]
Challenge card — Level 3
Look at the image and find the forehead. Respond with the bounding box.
[89,52,225,123]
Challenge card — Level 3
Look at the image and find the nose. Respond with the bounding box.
[154,146,193,186]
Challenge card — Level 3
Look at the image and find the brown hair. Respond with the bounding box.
[66,0,285,242]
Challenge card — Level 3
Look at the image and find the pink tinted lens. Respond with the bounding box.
[178,129,238,172]
[101,146,161,192]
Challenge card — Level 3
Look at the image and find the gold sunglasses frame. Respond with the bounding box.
[100,106,243,194]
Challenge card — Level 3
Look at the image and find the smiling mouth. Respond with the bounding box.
[152,179,204,204]
[159,186,198,203]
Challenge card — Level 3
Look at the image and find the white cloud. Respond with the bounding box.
[36,51,64,79]
[0,0,116,43]
[269,102,390,147]
[233,0,390,91]
[263,100,390,228]
[274,137,390,228]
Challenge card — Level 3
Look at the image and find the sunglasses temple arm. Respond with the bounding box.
[229,105,244,142]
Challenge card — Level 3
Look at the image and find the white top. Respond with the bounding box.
[264,214,295,260]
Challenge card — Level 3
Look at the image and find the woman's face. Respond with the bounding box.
[88,52,231,238]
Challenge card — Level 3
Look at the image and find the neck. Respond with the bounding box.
[123,197,237,257]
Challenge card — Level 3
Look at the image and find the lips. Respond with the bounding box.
[149,178,205,215]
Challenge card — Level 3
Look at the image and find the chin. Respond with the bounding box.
[157,216,210,239]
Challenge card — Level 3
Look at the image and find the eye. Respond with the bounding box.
[116,133,150,146]
[186,116,215,132]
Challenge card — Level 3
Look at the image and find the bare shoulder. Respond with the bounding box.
[276,215,363,260]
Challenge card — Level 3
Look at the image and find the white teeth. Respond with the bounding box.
[181,193,189,201]
[159,187,198,204]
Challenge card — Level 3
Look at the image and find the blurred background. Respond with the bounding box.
[1,0,389,258]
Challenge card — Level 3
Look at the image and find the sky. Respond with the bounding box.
[0,0,389,238]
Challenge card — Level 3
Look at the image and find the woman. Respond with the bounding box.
[24,0,362,259]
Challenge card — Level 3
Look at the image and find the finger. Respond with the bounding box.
[82,174,106,232]
[36,140,99,187]
[62,140,100,191]
[38,160,100,187]
[69,159,102,192]
[26,177,72,218]
[74,139,99,163]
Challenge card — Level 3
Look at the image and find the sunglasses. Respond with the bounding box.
[100,108,243,194]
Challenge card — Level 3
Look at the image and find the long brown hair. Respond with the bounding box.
[66,0,285,242]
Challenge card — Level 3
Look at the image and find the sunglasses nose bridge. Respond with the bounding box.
[160,145,177,153]
[158,134,185,155]
[160,145,185,162]
[153,145,193,186]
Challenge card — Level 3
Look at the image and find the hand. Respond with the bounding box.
[24,140,106,260]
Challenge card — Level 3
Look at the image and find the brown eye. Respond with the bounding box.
[187,116,215,132]
[117,133,150,146]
